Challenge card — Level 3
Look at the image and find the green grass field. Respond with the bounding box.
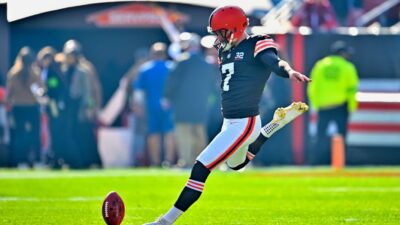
[0,167,399,225]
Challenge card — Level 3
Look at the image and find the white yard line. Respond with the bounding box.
[313,187,400,193]
[0,196,103,202]
[0,169,187,179]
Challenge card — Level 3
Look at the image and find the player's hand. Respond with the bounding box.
[289,70,311,82]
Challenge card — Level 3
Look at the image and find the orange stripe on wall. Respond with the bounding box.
[291,33,305,165]
[274,34,286,54]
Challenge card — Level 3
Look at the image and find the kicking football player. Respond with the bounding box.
[143,5,311,225]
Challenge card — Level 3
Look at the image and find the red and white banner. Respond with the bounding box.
[86,3,189,27]
[347,93,400,147]
[309,92,400,147]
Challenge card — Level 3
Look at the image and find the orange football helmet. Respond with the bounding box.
[207,6,249,51]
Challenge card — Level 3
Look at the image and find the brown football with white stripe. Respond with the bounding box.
[102,191,125,225]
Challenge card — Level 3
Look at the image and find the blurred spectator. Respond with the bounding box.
[64,40,103,113]
[164,33,218,168]
[0,70,8,167]
[307,41,359,164]
[347,7,365,27]
[63,40,102,168]
[37,46,67,168]
[7,46,42,168]
[330,0,363,26]
[0,84,8,167]
[291,0,338,32]
[124,48,149,166]
[133,42,176,167]
[59,43,95,168]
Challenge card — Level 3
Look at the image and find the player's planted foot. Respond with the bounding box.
[261,102,308,138]
[143,216,173,225]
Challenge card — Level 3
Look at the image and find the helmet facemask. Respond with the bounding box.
[207,28,234,52]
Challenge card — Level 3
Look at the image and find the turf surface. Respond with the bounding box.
[0,167,399,225]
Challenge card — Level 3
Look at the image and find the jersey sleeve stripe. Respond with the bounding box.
[255,39,274,48]
[254,39,278,57]
[255,42,278,52]
[254,43,278,57]
[255,39,276,48]
[255,39,274,46]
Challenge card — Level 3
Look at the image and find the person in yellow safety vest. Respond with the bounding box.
[307,40,359,165]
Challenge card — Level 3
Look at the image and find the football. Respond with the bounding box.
[102,191,125,225]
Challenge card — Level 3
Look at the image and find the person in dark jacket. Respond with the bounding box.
[59,43,95,169]
[62,40,102,168]
[37,46,67,168]
[164,32,219,168]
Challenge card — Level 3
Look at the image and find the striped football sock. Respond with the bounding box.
[174,161,210,212]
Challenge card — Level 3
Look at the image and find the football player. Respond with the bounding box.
[143,5,310,225]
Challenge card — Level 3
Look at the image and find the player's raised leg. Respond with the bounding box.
[229,102,309,170]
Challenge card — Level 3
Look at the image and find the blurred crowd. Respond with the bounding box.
[0,33,226,169]
[0,40,103,169]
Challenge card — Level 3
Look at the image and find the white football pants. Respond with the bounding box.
[197,115,261,170]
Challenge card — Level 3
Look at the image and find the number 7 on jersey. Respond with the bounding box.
[221,62,234,91]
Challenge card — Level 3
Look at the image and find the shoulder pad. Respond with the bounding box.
[253,34,278,57]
